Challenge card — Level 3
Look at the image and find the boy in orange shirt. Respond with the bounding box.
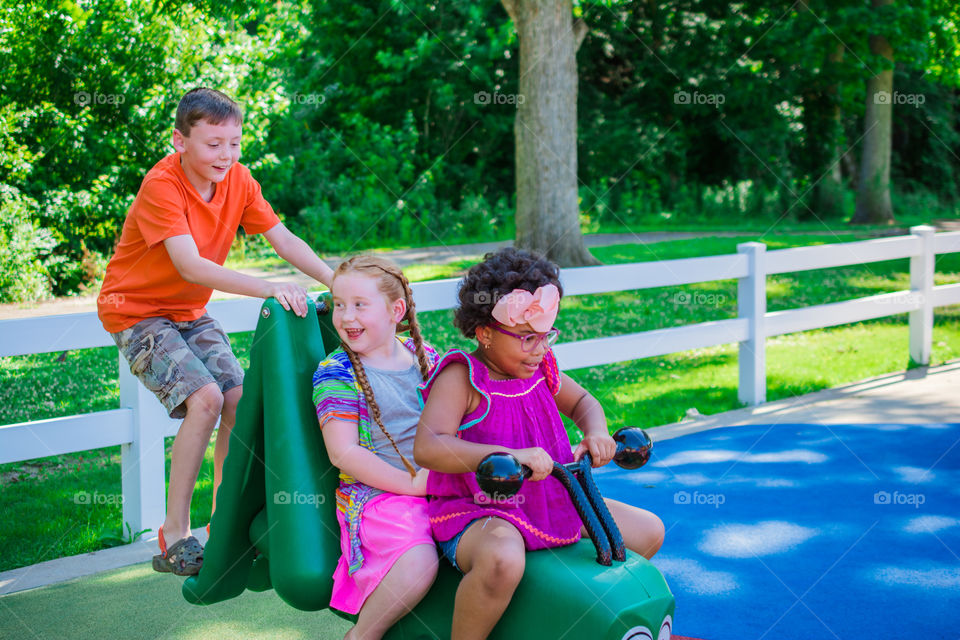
[98,87,334,575]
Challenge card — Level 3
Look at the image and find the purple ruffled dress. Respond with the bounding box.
[419,348,582,550]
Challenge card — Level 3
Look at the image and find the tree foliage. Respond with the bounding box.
[1,0,958,300]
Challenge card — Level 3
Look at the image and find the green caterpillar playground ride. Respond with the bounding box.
[182,295,675,640]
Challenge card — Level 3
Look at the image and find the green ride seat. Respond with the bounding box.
[183,295,675,640]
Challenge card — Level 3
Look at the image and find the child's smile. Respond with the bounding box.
[343,327,364,341]
[520,359,541,375]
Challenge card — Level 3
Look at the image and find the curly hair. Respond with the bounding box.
[454,247,563,339]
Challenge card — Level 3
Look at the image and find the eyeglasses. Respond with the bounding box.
[492,325,561,352]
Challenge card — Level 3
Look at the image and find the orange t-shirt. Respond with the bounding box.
[98,153,281,333]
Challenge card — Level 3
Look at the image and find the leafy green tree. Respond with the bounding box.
[0,185,57,302]
[0,0,293,298]
[2,0,958,300]
[256,1,518,251]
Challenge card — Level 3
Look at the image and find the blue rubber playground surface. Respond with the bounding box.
[596,423,960,640]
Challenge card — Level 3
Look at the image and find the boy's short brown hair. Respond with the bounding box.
[175,88,243,136]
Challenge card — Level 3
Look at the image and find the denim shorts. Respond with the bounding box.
[437,517,493,573]
[111,314,243,419]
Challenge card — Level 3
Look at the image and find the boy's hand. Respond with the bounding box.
[573,433,616,468]
[267,282,309,317]
[513,447,554,482]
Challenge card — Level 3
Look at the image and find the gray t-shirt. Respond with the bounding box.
[363,362,424,485]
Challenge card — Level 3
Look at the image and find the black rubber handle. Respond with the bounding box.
[474,427,652,566]
[570,454,626,562]
[549,462,613,565]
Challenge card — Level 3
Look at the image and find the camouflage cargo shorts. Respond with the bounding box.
[111,314,244,419]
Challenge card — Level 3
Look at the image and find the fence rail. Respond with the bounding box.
[1,225,958,534]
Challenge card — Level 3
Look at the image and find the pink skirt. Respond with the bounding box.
[331,493,435,614]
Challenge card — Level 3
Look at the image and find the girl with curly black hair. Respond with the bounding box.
[414,247,664,640]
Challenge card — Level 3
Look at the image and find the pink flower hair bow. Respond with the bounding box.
[491,284,560,333]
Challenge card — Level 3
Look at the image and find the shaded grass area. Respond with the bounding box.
[589,199,947,235]
[2,234,960,571]
[0,438,217,571]
[0,563,350,640]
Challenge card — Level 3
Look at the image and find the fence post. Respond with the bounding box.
[738,242,767,405]
[909,225,935,366]
[119,354,169,535]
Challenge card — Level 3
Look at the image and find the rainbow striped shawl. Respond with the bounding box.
[312,336,439,574]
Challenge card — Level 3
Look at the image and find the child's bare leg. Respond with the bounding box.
[164,382,223,542]
[582,498,664,559]
[211,385,242,516]
[450,518,526,640]
[346,544,439,640]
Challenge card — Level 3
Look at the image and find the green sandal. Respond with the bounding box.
[153,527,204,576]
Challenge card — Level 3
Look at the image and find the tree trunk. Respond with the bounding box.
[797,1,844,217]
[853,0,895,224]
[816,43,846,217]
[502,0,599,266]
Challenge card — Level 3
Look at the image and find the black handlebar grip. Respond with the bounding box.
[573,455,626,562]
[549,462,613,566]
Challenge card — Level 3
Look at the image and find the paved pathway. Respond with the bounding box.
[1,359,957,596]
[654,360,960,440]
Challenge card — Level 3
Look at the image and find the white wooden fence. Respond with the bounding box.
[1,225,959,535]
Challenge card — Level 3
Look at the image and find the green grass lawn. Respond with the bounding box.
[2,233,959,572]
